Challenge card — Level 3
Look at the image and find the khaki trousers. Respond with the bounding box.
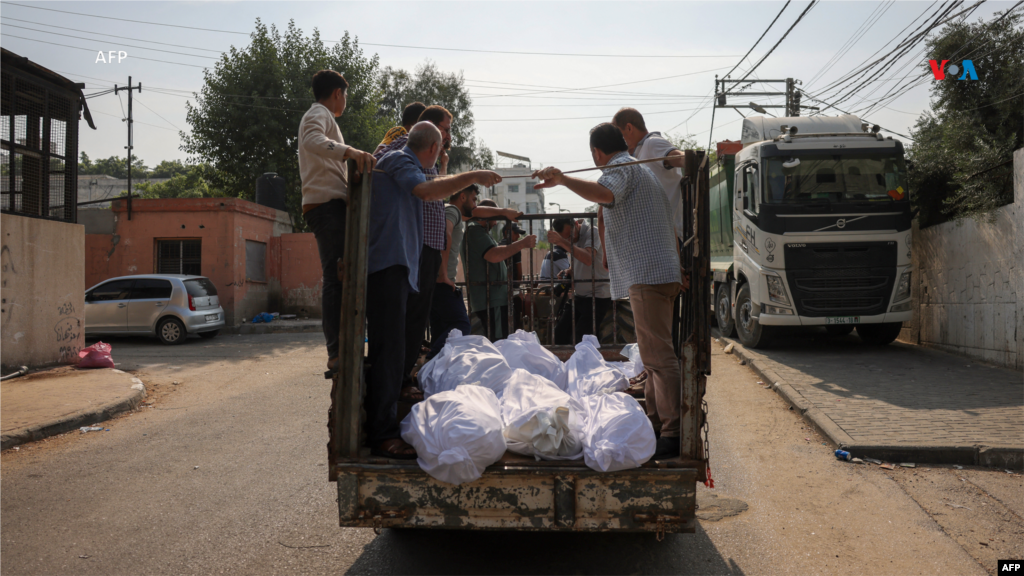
[629,282,682,438]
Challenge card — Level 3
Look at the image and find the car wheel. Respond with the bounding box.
[856,322,902,346]
[735,284,770,348]
[158,317,187,345]
[199,330,220,339]
[825,325,854,337]
[716,283,736,338]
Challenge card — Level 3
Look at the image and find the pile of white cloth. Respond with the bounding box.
[402,330,655,484]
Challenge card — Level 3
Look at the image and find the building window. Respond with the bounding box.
[526,202,539,214]
[245,240,266,282]
[507,184,519,194]
[156,239,201,275]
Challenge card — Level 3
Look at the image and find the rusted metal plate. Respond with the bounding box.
[338,465,696,533]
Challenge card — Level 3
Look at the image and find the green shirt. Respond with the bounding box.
[464,221,508,313]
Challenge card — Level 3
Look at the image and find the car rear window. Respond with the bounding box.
[184,278,218,297]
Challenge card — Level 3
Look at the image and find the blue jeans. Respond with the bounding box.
[303,199,346,358]
[429,283,471,357]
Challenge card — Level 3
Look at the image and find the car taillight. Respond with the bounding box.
[188,295,196,311]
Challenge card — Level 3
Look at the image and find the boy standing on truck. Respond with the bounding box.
[367,122,502,459]
[532,123,682,459]
[298,70,377,373]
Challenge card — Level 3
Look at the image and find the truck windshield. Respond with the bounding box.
[763,154,908,204]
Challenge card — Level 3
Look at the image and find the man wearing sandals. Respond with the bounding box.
[532,123,683,460]
[367,122,503,459]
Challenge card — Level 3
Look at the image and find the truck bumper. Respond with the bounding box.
[758,310,913,326]
[335,461,697,533]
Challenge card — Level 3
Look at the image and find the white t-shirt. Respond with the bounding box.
[634,132,683,241]
[571,220,611,299]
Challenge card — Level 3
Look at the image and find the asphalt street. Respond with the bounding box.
[1,333,1019,575]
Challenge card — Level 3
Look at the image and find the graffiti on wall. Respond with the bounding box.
[54,301,83,363]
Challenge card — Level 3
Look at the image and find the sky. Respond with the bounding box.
[0,0,1014,211]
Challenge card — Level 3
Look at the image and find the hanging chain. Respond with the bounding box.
[372,515,383,535]
[701,398,714,488]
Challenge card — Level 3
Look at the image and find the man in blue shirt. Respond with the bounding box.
[367,122,502,459]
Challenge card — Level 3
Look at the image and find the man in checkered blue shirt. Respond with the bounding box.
[533,122,683,459]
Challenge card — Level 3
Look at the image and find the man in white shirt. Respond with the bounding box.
[298,70,376,372]
[611,108,687,243]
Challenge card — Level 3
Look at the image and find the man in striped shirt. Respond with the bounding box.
[532,123,683,459]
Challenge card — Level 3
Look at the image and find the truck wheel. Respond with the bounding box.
[716,284,736,338]
[735,284,769,348]
[599,300,635,346]
[825,325,854,337]
[856,322,902,346]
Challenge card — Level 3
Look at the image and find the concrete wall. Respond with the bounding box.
[84,198,292,326]
[274,233,322,317]
[901,149,1022,370]
[1,214,86,369]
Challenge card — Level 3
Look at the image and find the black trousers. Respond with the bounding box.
[303,199,346,358]
[476,305,509,341]
[554,296,613,345]
[365,265,410,445]
[403,246,442,388]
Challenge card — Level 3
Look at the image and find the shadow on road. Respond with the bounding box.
[345,524,743,575]
[718,326,1022,414]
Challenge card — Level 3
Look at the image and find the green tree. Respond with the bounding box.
[908,8,1023,226]
[150,159,190,179]
[377,61,492,171]
[181,20,389,227]
[130,164,230,199]
[78,153,151,179]
[664,133,718,164]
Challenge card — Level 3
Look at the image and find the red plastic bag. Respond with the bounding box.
[78,342,114,369]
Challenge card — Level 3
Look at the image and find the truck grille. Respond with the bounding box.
[784,242,896,317]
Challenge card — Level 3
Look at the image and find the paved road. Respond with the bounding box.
[720,327,1023,456]
[1,333,1019,574]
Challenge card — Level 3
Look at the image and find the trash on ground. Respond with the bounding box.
[723,343,735,354]
[401,384,507,485]
[944,501,972,510]
[493,330,568,390]
[79,426,103,433]
[850,457,864,464]
[566,335,628,399]
[418,330,513,399]
[77,342,114,369]
[879,463,895,470]
[172,381,180,385]
[739,360,747,366]
[279,314,297,320]
[864,458,882,465]
[581,393,656,472]
[900,463,916,468]
[251,312,275,324]
[501,369,583,461]
[953,465,964,469]
[12,446,20,451]
[834,449,852,461]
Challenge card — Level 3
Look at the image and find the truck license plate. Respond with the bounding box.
[205,314,219,322]
[826,316,860,325]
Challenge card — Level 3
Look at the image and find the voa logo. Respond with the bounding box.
[929,59,978,80]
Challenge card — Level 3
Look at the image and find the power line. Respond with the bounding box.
[1,22,218,59]
[474,106,706,123]
[91,109,178,131]
[133,96,184,132]
[361,41,742,59]
[720,1,791,82]
[0,1,250,35]
[806,0,897,87]
[474,65,733,99]
[722,0,819,94]
[1,16,226,53]
[1,33,209,68]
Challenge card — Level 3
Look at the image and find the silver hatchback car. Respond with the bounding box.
[84,275,226,345]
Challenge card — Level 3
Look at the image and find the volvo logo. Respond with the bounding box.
[836,218,847,229]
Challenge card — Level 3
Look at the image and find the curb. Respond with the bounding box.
[0,377,147,451]
[715,334,1024,470]
[223,322,322,335]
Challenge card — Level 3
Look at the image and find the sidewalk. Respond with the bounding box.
[1,367,146,450]
[716,331,1024,469]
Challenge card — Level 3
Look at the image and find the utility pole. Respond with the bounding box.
[114,77,141,220]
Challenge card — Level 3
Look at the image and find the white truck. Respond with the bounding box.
[710,115,913,348]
